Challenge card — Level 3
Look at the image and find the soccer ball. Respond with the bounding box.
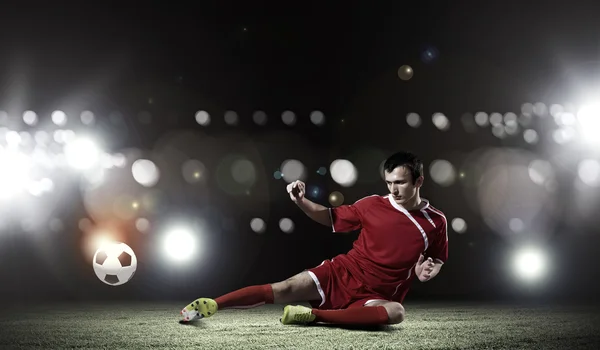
[93,241,137,286]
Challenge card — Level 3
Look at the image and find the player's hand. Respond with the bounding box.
[286,180,305,202]
[415,254,435,282]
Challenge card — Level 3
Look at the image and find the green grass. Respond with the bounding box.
[0,302,599,349]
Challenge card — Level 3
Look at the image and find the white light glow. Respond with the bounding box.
[0,150,31,199]
[513,247,548,282]
[577,104,600,144]
[163,228,197,263]
[64,137,101,170]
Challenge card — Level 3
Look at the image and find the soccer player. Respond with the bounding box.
[181,151,448,326]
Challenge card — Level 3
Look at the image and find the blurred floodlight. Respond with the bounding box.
[432,113,450,131]
[513,247,548,282]
[0,150,31,199]
[224,110,239,125]
[253,111,268,125]
[23,111,38,126]
[281,159,307,182]
[131,159,160,187]
[509,218,524,232]
[523,129,539,144]
[135,218,150,233]
[231,158,256,185]
[279,218,294,233]
[521,103,534,117]
[489,113,503,126]
[182,159,207,184]
[282,111,296,126]
[533,102,547,117]
[81,111,95,125]
[112,153,127,168]
[451,218,467,233]
[406,113,421,128]
[577,104,600,144]
[310,111,325,126]
[528,160,554,186]
[195,110,211,126]
[577,159,600,187]
[330,159,358,187]
[64,137,100,170]
[6,131,21,146]
[51,110,67,126]
[250,218,266,234]
[163,228,197,263]
[429,159,456,187]
[474,112,489,127]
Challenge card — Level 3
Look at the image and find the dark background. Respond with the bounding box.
[0,1,599,306]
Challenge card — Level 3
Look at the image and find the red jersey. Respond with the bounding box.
[328,194,448,302]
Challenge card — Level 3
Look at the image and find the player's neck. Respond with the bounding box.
[400,195,423,211]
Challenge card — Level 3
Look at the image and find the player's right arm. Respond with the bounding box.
[287,180,331,227]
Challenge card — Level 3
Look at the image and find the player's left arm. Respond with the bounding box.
[418,216,448,282]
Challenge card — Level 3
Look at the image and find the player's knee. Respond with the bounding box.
[385,303,405,324]
[271,281,292,298]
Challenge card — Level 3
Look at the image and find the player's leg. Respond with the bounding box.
[180,271,321,321]
[362,300,405,324]
[282,299,393,326]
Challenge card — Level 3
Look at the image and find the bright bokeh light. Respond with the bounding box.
[195,110,210,126]
[310,111,325,126]
[131,159,160,187]
[330,159,358,187]
[281,111,296,126]
[281,159,306,182]
[451,218,467,233]
[429,159,456,187]
[577,104,600,144]
[51,110,67,126]
[577,159,600,187]
[0,150,31,199]
[513,247,548,282]
[432,113,450,131]
[163,228,197,263]
[23,111,38,126]
[64,137,101,170]
[279,218,294,233]
[406,113,421,128]
[250,218,266,234]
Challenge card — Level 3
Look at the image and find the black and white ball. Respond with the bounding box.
[93,241,137,286]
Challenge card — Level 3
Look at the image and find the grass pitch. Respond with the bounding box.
[0,302,599,349]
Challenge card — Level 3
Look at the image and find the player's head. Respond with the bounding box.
[382,151,424,206]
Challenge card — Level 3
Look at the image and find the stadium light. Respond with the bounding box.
[576,104,600,145]
[512,247,548,283]
[0,149,32,199]
[64,137,101,170]
[163,227,197,263]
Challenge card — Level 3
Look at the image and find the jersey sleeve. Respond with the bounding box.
[329,196,374,233]
[426,217,448,263]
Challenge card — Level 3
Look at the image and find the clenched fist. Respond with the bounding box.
[286,180,306,202]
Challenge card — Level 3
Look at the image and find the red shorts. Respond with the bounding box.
[306,256,390,310]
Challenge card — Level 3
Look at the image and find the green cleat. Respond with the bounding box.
[280,305,317,325]
[180,298,218,322]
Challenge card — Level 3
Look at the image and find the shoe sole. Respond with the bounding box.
[180,298,217,322]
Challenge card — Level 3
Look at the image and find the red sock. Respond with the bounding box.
[311,306,389,325]
[214,285,274,310]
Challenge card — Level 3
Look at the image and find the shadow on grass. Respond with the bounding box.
[178,320,209,328]
[306,323,400,332]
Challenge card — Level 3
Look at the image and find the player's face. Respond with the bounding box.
[384,166,423,206]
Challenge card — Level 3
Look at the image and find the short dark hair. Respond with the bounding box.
[382,151,424,184]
